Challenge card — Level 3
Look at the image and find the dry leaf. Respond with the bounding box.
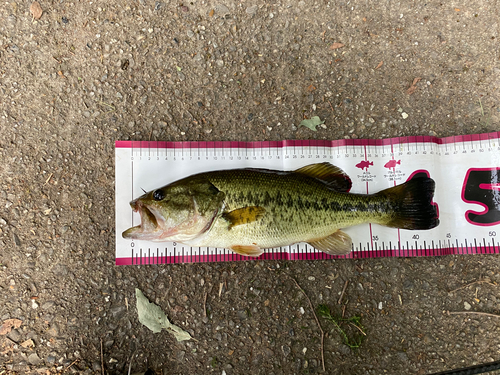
[375,61,383,69]
[135,289,193,341]
[209,9,214,17]
[306,84,316,92]
[0,337,16,355]
[412,77,422,86]
[407,77,422,95]
[0,319,22,335]
[330,42,344,50]
[299,116,325,131]
[21,339,35,348]
[30,1,43,20]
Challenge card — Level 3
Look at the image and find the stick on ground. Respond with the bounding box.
[448,311,500,319]
[100,337,104,375]
[338,280,349,305]
[287,276,325,373]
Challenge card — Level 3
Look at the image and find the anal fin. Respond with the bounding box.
[308,230,352,255]
[230,245,263,257]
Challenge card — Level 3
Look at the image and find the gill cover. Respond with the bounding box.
[122,177,225,242]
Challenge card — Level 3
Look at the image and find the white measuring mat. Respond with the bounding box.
[115,133,500,265]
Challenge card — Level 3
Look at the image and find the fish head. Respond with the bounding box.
[122,178,224,242]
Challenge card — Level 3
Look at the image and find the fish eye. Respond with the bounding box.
[153,190,165,201]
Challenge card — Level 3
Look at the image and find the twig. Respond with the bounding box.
[63,359,79,372]
[449,279,496,293]
[327,100,335,112]
[97,101,116,110]
[127,349,137,375]
[44,173,53,186]
[338,280,349,305]
[349,322,367,336]
[448,311,500,319]
[203,292,208,318]
[288,276,325,373]
[478,97,485,117]
[100,338,104,375]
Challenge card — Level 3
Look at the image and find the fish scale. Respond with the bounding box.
[200,169,394,249]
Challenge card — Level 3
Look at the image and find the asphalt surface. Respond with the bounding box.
[1,1,499,374]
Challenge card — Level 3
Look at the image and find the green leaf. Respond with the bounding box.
[299,116,325,131]
[135,288,193,341]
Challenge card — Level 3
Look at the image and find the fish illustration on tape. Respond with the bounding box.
[355,160,374,171]
[384,159,401,169]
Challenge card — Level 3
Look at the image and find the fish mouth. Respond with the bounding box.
[122,200,162,240]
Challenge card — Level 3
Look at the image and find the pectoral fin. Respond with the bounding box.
[308,230,353,255]
[222,206,266,229]
[230,245,264,257]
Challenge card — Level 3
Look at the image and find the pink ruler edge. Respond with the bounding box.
[115,245,500,265]
[115,131,500,149]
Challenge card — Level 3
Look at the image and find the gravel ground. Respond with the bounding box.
[1,0,500,374]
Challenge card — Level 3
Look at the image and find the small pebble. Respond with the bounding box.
[464,302,471,310]
[281,345,291,357]
[46,356,56,364]
[401,112,408,119]
[246,5,258,15]
[28,353,42,365]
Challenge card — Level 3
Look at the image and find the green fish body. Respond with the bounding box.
[123,163,439,257]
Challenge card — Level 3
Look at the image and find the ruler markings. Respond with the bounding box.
[117,134,500,264]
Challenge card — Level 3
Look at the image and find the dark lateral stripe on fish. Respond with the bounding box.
[226,191,387,214]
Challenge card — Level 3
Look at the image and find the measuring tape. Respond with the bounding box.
[115,133,500,265]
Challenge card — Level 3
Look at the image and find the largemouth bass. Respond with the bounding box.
[122,163,439,256]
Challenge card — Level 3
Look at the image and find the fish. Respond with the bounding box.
[384,160,401,169]
[122,163,439,257]
[355,161,374,171]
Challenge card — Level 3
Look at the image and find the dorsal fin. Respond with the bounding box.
[295,163,352,192]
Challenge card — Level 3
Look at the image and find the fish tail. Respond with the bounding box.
[376,177,439,230]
